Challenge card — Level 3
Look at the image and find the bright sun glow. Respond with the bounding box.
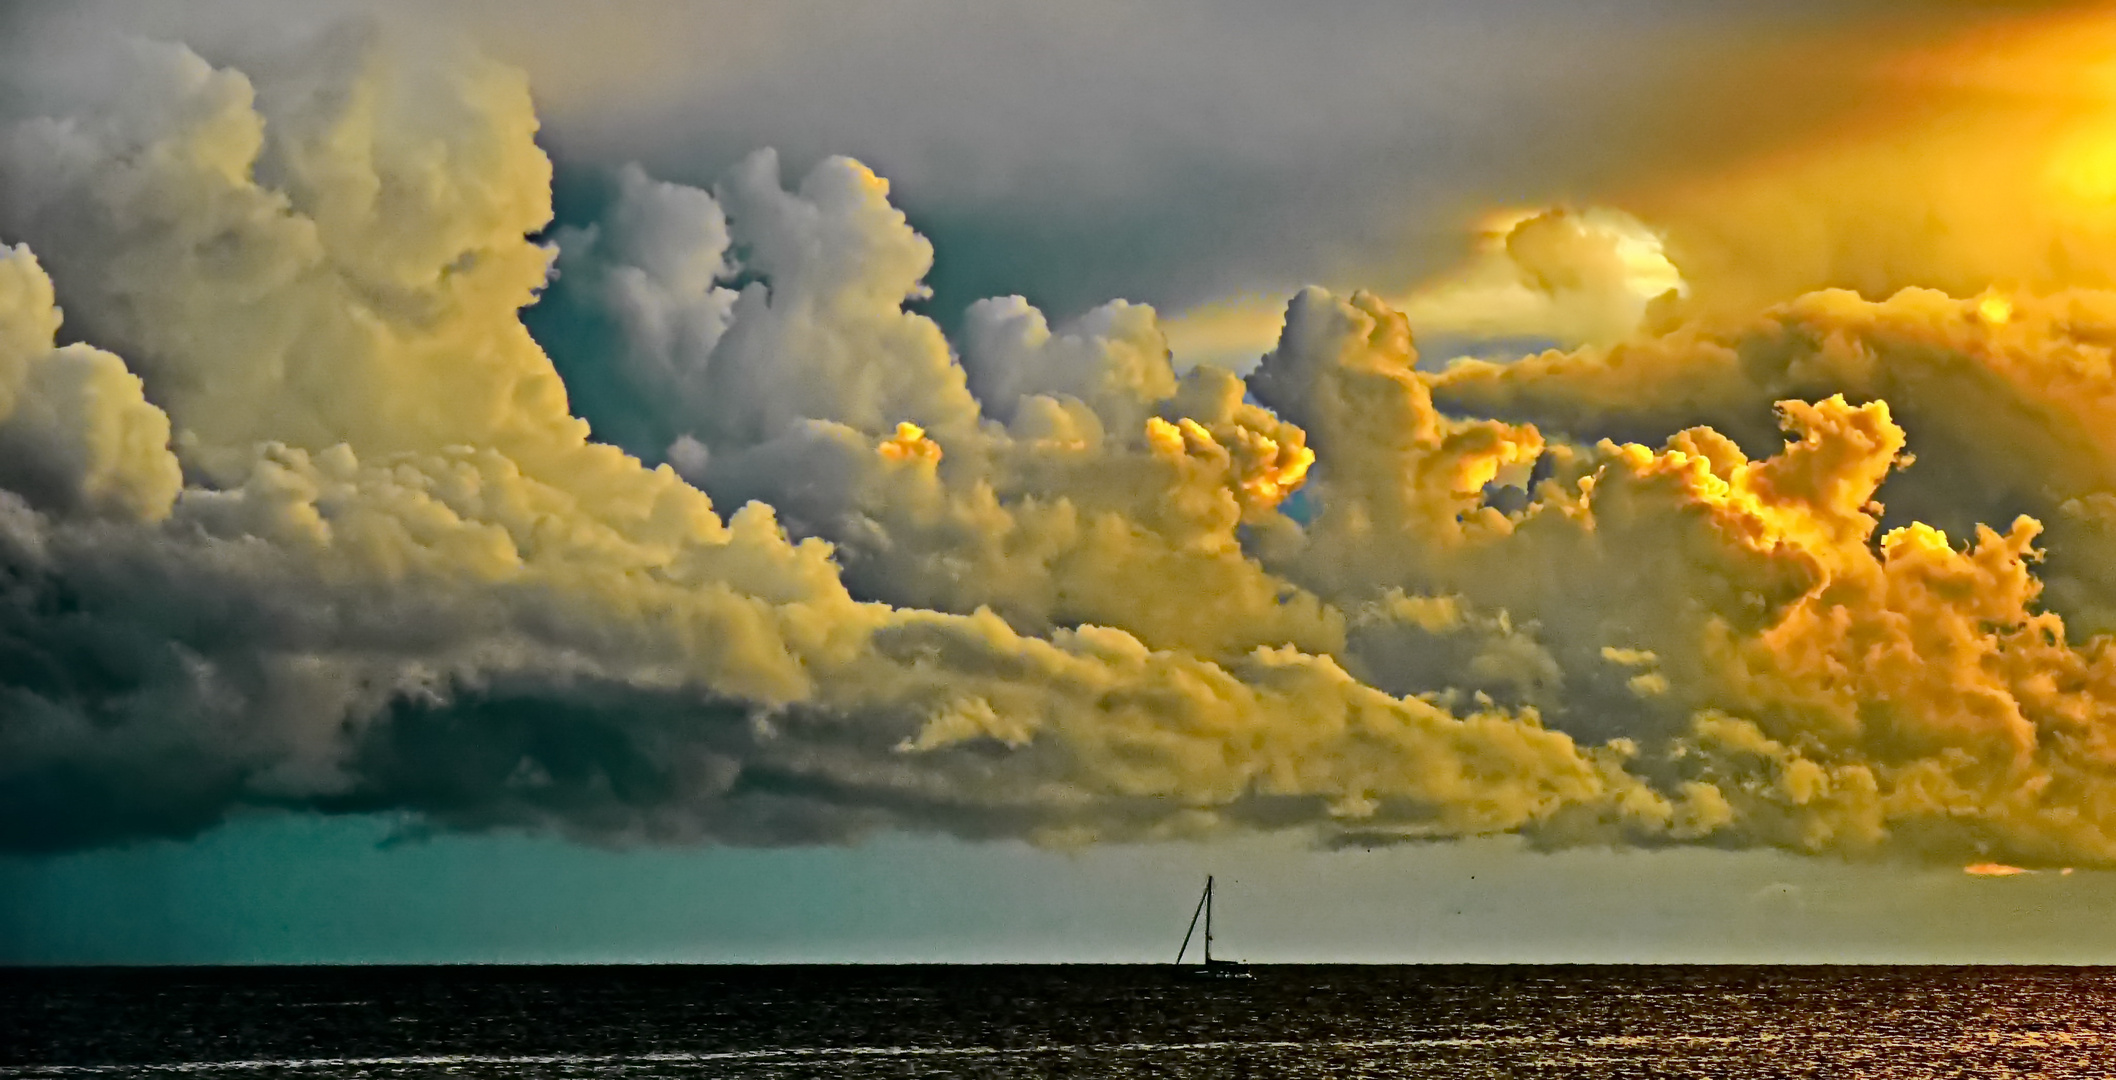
[1978,293,2014,324]
[2049,126,2116,206]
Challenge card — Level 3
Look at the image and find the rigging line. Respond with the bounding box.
[1175,878,1209,964]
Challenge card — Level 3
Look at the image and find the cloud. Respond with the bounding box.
[1160,206,1687,373]
[1140,4,2116,377]
[1397,207,1685,352]
[0,247,180,522]
[0,28,1665,856]
[1427,287,2116,569]
[8,15,2116,874]
[1964,863,2030,878]
[15,0,2075,331]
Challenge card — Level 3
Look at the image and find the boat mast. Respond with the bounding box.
[1204,875,1214,964]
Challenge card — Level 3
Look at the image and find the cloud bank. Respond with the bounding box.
[6,21,2116,870]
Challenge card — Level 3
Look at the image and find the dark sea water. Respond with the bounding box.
[2,965,2111,1078]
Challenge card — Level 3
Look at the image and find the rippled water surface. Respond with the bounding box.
[4,965,2113,1078]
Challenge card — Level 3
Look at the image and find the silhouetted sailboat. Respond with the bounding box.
[1175,875,1251,979]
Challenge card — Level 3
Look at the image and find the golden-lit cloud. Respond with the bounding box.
[12,12,2116,872]
[1395,207,1684,350]
[1162,207,1686,372]
[1965,863,2030,878]
[876,421,942,466]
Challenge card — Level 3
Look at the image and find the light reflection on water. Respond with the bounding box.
[4,965,2110,1078]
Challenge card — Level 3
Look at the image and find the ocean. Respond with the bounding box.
[2,965,2109,1077]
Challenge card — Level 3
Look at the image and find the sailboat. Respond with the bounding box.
[1174,875,1251,979]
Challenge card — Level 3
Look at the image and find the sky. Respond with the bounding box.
[7,0,2116,964]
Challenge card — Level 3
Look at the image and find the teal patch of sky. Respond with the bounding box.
[10,812,2116,964]
[523,163,666,462]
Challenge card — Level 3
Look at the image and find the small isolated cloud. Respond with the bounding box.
[1163,206,1685,375]
[1398,206,1684,352]
[1964,864,2031,878]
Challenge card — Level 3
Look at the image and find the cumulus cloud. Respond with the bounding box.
[1397,207,1686,353]
[9,18,2116,874]
[0,28,1660,856]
